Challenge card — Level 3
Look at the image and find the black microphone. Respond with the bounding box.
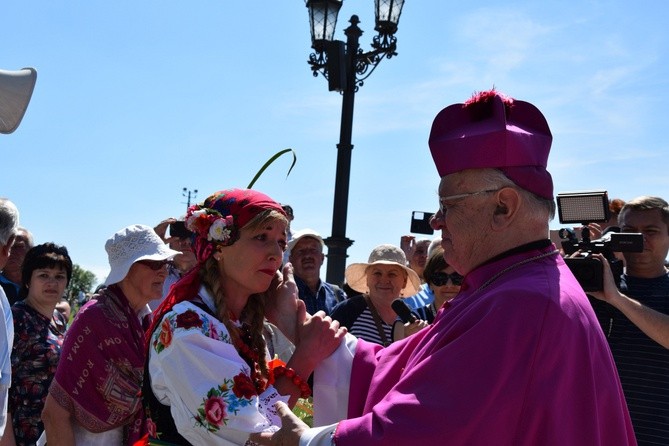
[392,299,417,324]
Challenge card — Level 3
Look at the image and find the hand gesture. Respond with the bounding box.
[392,318,427,341]
[404,319,428,337]
[154,217,177,241]
[291,311,346,373]
[588,253,621,303]
[265,263,305,344]
[585,223,604,240]
[250,401,308,446]
[400,235,416,260]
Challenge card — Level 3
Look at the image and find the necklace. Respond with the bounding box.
[236,324,268,394]
[475,249,560,294]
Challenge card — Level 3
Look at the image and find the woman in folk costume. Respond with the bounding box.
[143,189,344,445]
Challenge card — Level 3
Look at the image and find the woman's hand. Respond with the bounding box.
[287,311,346,379]
[265,263,305,344]
[400,235,416,260]
[404,319,428,337]
[392,318,427,341]
[250,401,308,446]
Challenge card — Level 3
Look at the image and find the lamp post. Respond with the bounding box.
[182,187,198,210]
[305,0,406,284]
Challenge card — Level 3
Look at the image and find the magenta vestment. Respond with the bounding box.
[336,244,636,445]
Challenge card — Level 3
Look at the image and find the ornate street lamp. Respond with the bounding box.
[305,0,406,285]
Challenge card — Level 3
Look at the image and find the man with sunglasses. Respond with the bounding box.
[254,90,635,446]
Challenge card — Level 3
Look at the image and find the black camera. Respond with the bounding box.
[169,221,192,239]
[410,211,434,235]
[556,191,643,292]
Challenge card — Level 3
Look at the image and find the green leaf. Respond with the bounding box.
[247,148,297,189]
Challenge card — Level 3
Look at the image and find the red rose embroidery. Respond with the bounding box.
[232,373,257,399]
[176,310,203,330]
[159,318,173,348]
[204,396,227,426]
[209,322,219,340]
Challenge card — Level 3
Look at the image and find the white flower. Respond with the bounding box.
[186,209,207,231]
[208,219,231,242]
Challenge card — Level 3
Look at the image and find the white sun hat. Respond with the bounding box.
[287,228,325,253]
[104,224,180,286]
[0,67,37,134]
[345,244,421,296]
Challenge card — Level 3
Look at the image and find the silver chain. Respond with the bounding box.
[475,249,561,294]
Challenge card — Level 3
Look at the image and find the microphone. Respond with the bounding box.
[392,299,417,324]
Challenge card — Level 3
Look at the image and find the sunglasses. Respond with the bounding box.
[431,272,464,286]
[136,259,172,271]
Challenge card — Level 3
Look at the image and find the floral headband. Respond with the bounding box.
[184,189,286,263]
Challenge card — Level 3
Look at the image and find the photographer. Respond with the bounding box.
[589,195,669,446]
[151,217,197,310]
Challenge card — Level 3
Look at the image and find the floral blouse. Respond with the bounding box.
[146,286,287,444]
[9,300,66,445]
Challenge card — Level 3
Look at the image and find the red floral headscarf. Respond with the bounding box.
[186,189,285,263]
[147,189,286,339]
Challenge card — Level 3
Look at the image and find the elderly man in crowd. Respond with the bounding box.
[0,199,19,441]
[0,227,34,305]
[288,228,345,315]
[254,90,636,446]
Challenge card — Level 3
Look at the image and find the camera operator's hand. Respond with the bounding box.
[154,217,177,242]
[584,223,604,240]
[588,253,622,304]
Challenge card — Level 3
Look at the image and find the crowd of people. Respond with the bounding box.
[2,86,669,446]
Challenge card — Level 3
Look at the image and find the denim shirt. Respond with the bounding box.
[294,275,345,316]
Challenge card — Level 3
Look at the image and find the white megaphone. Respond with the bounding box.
[0,67,37,134]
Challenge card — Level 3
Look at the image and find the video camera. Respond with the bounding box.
[556,190,643,292]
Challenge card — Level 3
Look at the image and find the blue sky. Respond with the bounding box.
[2,1,668,285]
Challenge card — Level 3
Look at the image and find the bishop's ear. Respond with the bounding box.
[494,204,508,215]
[491,188,520,228]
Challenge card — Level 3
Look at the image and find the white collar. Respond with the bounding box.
[197,285,218,314]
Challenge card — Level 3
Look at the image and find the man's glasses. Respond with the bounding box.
[431,272,464,286]
[136,259,172,271]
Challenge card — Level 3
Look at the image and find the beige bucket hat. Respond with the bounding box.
[345,244,421,296]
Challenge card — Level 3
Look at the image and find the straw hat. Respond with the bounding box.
[104,224,180,286]
[345,244,421,296]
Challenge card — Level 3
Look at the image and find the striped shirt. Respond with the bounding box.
[349,308,393,346]
[591,272,669,445]
[331,295,393,346]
